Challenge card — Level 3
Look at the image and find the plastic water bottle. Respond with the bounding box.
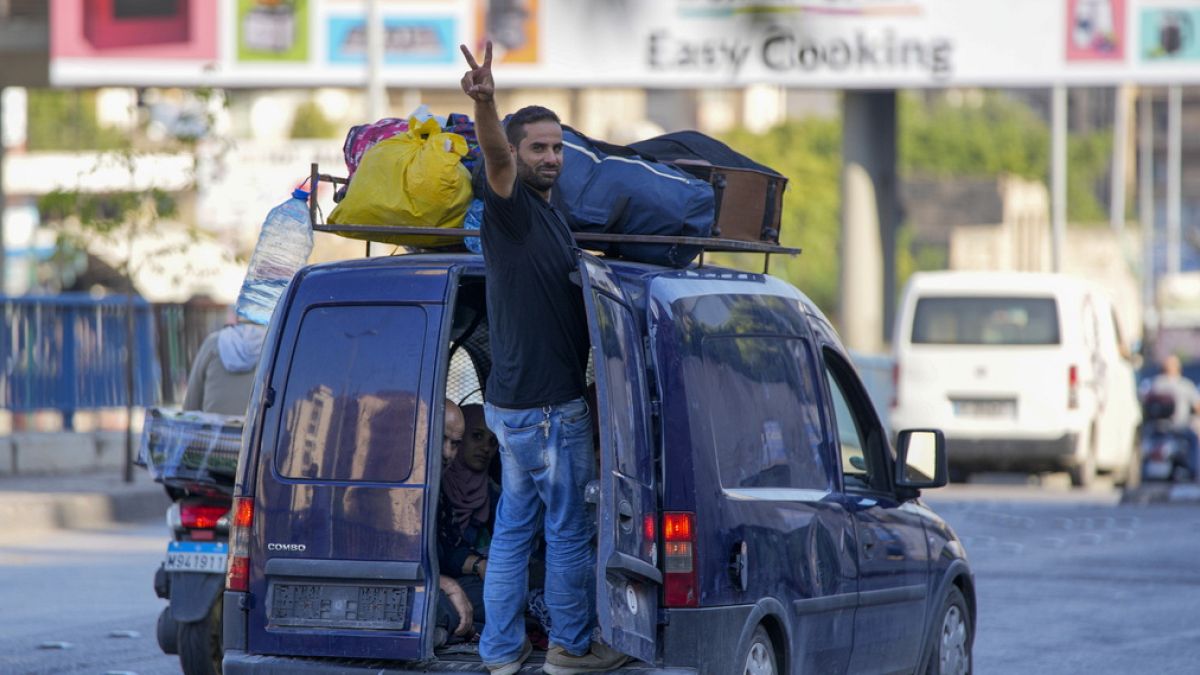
[235,189,314,325]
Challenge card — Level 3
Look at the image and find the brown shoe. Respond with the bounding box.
[543,640,630,674]
[487,638,532,675]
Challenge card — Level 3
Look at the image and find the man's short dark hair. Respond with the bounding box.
[504,105,561,147]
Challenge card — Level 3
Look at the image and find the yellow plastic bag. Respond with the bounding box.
[328,116,472,248]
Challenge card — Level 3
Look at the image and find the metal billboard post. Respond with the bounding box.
[0,86,6,294]
[1166,84,1182,276]
[1051,84,1067,274]
[1140,88,1156,343]
[364,0,385,259]
[1110,84,1130,232]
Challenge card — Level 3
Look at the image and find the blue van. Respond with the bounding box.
[222,251,975,675]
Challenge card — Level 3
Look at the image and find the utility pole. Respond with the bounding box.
[0,86,6,294]
[1110,84,1130,232]
[1140,88,1156,345]
[1051,85,1067,273]
[364,0,385,258]
[366,0,385,123]
[1166,84,1181,276]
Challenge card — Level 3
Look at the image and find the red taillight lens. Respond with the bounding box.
[664,512,692,542]
[1068,365,1079,409]
[226,497,255,592]
[662,512,697,607]
[180,503,229,530]
[234,498,254,528]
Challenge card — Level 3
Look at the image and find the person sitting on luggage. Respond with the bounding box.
[174,316,266,499]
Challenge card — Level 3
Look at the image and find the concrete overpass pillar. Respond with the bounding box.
[840,91,898,353]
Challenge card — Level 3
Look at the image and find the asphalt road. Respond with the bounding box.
[925,478,1200,675]
[1,478,1198,674]
[0,522,181,675]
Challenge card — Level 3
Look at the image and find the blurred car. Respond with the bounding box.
[890,271,1141,487]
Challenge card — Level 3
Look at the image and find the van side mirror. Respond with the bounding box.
[894,429,947,489]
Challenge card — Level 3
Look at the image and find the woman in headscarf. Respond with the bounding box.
[436,403,501,644]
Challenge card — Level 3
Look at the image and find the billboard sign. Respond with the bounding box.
[47,0,1200,88]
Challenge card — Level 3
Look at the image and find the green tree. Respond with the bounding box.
[900,92,1112,223]
[289,100,338,139]
[25,89,129,151]
[35,88,229,482]
[712,91,1115,318]
[715,117,844,314]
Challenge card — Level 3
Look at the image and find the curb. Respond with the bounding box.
[0,484,170,536]
[1120,483,1200,505]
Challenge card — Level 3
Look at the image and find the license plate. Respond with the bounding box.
[269,582,411,629]
[952,398,1016,418]
[164,541,228,574]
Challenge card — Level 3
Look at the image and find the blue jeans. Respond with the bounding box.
[480,398,595,665]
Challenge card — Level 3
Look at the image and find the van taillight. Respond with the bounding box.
[1068,365,1079,409]
[662,512,697,608]
[181,503,228,530]
[226,497,254,592]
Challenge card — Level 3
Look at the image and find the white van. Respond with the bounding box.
[890,271,1141,487]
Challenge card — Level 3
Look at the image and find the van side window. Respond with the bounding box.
[698,335,829,491]
[823,350,889,493]
[593,294,651,483]
[275,305,423,482]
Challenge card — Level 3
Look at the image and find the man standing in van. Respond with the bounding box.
[460,43,628,675]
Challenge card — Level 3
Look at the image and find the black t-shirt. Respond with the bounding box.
[481,177,590,409]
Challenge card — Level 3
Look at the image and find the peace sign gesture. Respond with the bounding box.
[460,41,494,103]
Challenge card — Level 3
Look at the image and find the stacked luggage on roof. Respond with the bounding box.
[324,106,789,267]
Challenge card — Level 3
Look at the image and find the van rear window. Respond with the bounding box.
[912,297,1059,345]
[275,305,425,482]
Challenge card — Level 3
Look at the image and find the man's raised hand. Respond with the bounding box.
[460,42,494,102]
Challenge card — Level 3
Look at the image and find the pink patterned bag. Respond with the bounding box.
[342,118,410,180]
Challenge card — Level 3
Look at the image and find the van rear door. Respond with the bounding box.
[246,264,451,662]
[577,254,660,664]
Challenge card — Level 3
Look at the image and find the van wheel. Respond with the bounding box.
[741,625,777,675]
[925,586,972,675]
[177,595,222,675]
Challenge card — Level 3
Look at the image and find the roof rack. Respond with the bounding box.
[306,163,802,272]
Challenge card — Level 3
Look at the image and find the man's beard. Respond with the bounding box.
[517,157,558,192]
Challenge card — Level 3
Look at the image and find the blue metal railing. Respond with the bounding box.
[0,294,160,416]
[2,294,897,439]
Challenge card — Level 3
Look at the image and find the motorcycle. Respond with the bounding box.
[139,408,243,675]
[1140,392,1196,482]
[153,489,231,675]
